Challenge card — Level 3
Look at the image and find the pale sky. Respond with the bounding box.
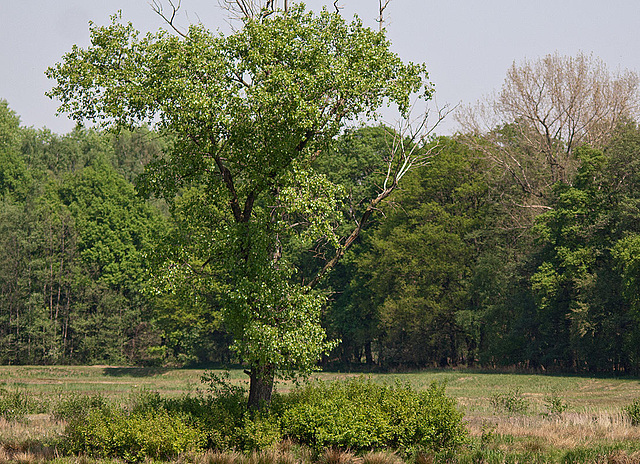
[2,1,640,135]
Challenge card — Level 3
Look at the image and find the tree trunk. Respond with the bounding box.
[364,341,373,366]
[247,362,275,410]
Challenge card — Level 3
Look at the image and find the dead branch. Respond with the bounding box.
[377,0,392,32]
[307,103,451,290]
[150,0,188,38]
[217,0,288,23]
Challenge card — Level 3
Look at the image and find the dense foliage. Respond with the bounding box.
[3,86,640,373]
[320,118,640,373]
[0,100,167,365]
[61,377,466,462]
[280,378,467,453]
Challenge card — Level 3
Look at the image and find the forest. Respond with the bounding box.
[2,51,640,377]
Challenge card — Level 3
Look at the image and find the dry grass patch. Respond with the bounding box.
[191,450,245,464]
[0,414,62,460]
[467,410,640,450]
[317,449,360,464]
[360,451,403,464]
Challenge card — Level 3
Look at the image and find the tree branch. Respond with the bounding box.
[377,0,392,32]
[306,186,392,290]
[150,0,188,38]
[306,103,448,290]
[214,155,244,223]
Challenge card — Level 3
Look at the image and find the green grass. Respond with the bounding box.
[1,365,640,414]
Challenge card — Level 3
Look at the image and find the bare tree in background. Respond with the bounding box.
[457,52,640,203]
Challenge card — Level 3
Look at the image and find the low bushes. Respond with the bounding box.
[63,406,206,462]
[280,378,467,454]
[51,392,107,422]
[489,387,530,415]
[0,386,46,422]
[59,376,467,462]
[624,398,640,425]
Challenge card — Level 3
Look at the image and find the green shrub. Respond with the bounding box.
[624,399,640,425]
[51,393,107,422]
[60,375,466,459]
[541,390,568,417]
[490,387,530,415]
[237,412,283,450]
[123,379,248,451]
[280,377,467,454]
[126,389,164,414]
[0,387,41,422]
[63,407,205,462]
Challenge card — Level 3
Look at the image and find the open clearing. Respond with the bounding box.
[4,365,639,412]
[2,366,640,462]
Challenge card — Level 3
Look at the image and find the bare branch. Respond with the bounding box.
[150,0,188,38]
[217,0,288,23]
[456,52,640,212]
[513,203,553,210]
[307,103,450,289]
[377,0,392,32]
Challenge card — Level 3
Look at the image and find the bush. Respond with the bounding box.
[280,377,467,454]
[51,393,107,422]
[0,386,42,422]
[490,387,530,415]
[62,376,467,459]
[541,390,567,417]
[63,406,205,462]
[624,399,640,425]
[236,412,283,450]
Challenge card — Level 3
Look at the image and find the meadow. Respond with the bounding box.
[1,366,640,463]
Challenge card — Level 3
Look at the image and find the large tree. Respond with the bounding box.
[47,3,434,408]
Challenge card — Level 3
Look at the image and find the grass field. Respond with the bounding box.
[2,366,640,462]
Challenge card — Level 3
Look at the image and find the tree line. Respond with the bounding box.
[4,93,640,375]
[324,53,640,374]
[0,102,168,365]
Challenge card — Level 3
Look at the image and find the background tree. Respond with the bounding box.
[47,4,434,408]
[457,52,639,207]
[0,102,167,365]
[329,137,493,368]
[310,125,391,366]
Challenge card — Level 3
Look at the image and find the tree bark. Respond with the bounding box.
[364,341,373,366]
[247,362,275,410]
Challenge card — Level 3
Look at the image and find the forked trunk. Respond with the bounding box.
[247,362,275,410]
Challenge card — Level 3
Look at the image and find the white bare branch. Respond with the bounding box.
[308,102,451,289]
[377,0,392,32]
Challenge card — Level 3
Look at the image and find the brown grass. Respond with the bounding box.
[0,414,62,463]
[317,449,360,464]
[466,409,640,450]
[360,451,403,464]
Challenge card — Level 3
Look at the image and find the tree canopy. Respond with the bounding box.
[47,3,432,407]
